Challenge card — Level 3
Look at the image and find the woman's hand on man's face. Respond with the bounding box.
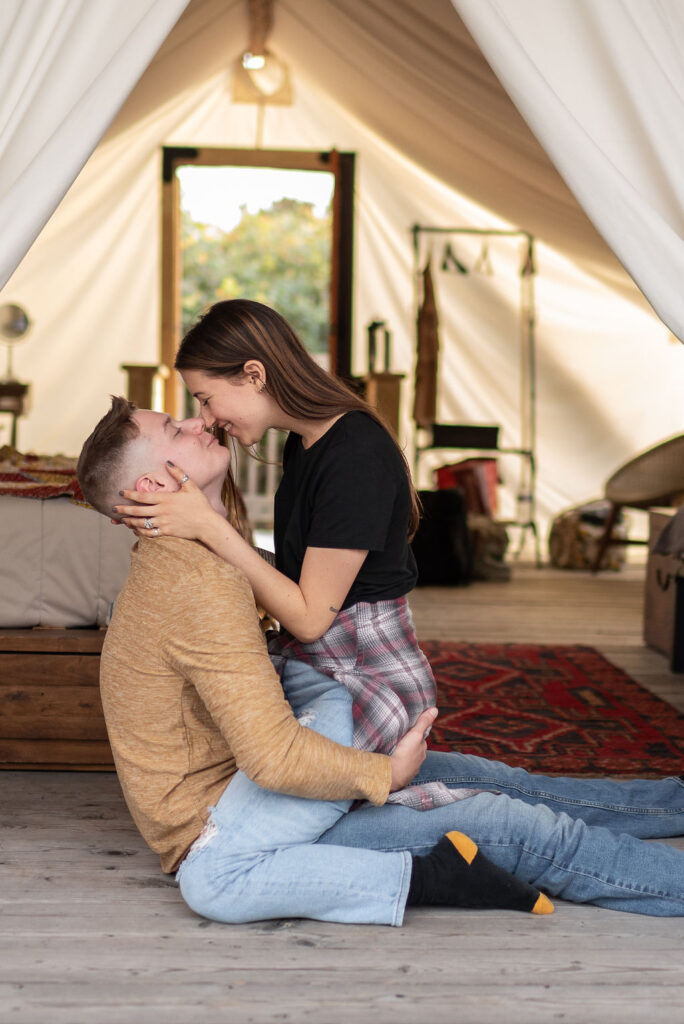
[112,463,218,542]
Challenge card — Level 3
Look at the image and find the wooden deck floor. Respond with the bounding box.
[1,564,683,1023]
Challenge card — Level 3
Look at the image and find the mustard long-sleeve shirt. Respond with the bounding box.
[100,537,391,873]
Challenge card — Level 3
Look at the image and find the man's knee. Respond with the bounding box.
[177,859,254,925]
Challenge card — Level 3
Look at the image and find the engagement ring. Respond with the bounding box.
[144,518,153,530]
[180,474,189,485]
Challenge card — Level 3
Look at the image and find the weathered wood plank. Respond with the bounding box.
[0,629,105,653]
[0,653,101,688]
[0,977,682,1024]
[0,737,113,766]
[2,924,684,968]
[1,896,681,934]
[0,680,106,739]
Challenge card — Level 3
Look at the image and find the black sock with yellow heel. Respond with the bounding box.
[407,831,553,914]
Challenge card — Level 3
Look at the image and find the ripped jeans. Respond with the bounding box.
[176,660,412,924]
[176,661,684,924]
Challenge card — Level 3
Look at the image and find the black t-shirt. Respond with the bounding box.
[274,411,417,608]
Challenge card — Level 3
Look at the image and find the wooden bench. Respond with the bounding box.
[0,629,113,770]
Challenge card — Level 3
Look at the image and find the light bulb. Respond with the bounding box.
[242,51,266,70]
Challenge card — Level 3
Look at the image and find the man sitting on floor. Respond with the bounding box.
[77,397,684,923]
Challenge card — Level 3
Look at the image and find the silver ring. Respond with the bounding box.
[153,527,160,537]
[179,474,189,485]
[144,518,153,530]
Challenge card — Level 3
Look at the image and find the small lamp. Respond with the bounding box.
[0,303,31,382]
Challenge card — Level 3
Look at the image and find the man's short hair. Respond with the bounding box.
[77,396,140,515]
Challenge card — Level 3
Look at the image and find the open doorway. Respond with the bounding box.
[161,147,355,416]
[178,164,334,367]
[160,148,355,531]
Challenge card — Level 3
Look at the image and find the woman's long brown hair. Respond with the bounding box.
[176,299,420,538]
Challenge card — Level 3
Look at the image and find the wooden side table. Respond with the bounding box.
[0,381,29,447]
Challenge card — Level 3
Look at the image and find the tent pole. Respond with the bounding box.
[160,164,183,417]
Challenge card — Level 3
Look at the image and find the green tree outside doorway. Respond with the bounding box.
[181,198,332,354]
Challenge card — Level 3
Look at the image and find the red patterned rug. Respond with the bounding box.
[421,641,684,775]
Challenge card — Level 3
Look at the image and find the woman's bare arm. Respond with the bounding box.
[116,466,367,642]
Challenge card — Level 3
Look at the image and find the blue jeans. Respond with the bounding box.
[177,660,411,925]
[177,662,684,923]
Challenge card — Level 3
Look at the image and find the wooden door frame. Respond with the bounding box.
[160,146,355,416]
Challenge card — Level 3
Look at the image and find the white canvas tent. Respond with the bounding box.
[2,0,684,544]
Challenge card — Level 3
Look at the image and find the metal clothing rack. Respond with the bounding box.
[411,224,540,565]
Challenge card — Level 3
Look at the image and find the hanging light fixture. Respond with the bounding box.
[232,0,292,105]
[242,53,266,71]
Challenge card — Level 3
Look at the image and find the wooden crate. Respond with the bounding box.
[643,508,684,672]
[0,629,113,770]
